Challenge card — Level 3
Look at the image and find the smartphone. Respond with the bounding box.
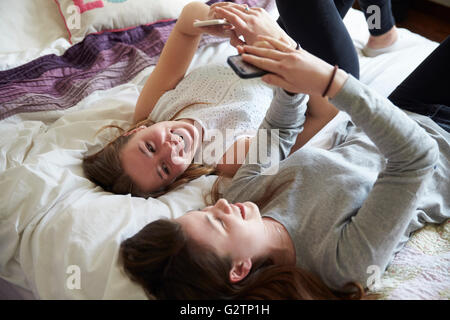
[227,54,268,79]
[193,19,230,28]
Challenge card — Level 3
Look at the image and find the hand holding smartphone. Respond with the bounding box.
[194,20,268,79]
[227,54,268,79]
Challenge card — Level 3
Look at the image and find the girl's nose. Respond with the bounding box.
[160,142,174,161]
[215,198,232,214]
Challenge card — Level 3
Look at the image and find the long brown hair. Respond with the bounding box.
[82,118,217,198]
[120,218,365,300]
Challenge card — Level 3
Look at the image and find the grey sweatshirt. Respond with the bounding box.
[223,76,450,291]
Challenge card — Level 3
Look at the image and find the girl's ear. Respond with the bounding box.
[229,258,252,283]
[123,125,147,137]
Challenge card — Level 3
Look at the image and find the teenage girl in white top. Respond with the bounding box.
[82,2,337,198]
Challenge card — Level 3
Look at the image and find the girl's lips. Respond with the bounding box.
[236,203,246,220]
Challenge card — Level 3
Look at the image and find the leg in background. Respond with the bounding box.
[275,0,358,153]
[358,0,399,52]
[276,0,359,79]
[358,0,396,36]
[333,0,357,19]
[388,36,450,132]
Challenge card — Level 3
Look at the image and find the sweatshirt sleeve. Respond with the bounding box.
[233,87,308,177]
[223,88,308,201]
[320,75,439,291]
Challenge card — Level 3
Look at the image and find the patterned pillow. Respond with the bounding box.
[54,0,209,44]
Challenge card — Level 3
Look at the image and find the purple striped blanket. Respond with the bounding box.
[0,0,274,120]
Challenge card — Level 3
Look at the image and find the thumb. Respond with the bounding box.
[230,32,246,48]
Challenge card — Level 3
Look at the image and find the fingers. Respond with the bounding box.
[230,4,259,16]
[210,2,230,9]
[214,6,247,30]
[256,35,294,53]
[210,2,244,10]
[236,40,272,53]
[248,7,265,14]
[238,41,273,53]
[252,40,275,50]
[242,44,288,61]
[214,5,258,26]
[225,6,253,21]
[241,53,280,74]
[212,2,257,14]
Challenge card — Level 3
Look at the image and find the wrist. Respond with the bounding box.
[326,69,348,99]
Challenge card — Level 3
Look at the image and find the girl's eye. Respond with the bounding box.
[215,217,225,229]
[162,163,170,175]
[146,142,155,153]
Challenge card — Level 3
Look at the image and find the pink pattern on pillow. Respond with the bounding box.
[73,0,104,14]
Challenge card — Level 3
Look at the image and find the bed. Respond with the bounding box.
[0,0,448,300]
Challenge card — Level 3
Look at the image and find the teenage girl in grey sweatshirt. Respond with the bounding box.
[164,29,449,296]
[120,2,449,299]
[158,35,449,296]
[222,72,449,291]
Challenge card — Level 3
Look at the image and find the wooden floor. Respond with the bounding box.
[354,0,450,42]
[397,0,450,42]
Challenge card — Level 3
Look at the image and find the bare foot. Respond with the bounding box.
[366,26,398,49]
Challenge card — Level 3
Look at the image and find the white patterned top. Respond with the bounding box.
[149,64,274,166]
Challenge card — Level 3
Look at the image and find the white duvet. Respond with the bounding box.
[0,4,448,299]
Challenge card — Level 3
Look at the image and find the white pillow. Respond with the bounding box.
[54,0,209,44]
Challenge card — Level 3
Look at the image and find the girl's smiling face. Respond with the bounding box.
[176,199,268,266]
[120,120,200,193]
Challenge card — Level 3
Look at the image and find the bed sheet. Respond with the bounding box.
[0,7,448,300]
[0,40,238,299]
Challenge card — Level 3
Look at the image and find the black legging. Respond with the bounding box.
[388,37,450,132]
[275,0,450,133]
[276,0,361,79]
